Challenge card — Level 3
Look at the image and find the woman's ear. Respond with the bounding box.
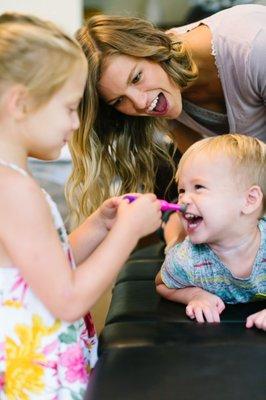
[6,84,30,120]
[242,185,263,215]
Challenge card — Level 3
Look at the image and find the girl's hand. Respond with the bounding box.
[186,292,225,323]
[116,193,162,239]
[246,309,266,331]
[96,196,121,230]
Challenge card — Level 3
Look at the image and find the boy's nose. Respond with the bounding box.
[179,192,192,207]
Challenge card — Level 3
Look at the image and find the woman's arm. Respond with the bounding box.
[169,120,202,154]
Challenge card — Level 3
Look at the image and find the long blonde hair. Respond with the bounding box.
[66,14,198,226]
[0,13,85,110]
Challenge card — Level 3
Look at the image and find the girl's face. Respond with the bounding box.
[24,62,87,161]
[178,153,246,246]
[98,54,182,119]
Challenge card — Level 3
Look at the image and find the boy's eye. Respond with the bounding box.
[132,72,141,84]
[195,184,204,190]
[178,188,185,195]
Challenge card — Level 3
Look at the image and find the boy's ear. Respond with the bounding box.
[7,84,30,120]
[242,185,263,215]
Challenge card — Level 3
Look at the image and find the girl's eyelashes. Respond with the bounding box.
[132,71,142,84]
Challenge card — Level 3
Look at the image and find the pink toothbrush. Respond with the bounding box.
[123,195,187,213]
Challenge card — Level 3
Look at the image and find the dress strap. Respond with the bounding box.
[0,158,28,177]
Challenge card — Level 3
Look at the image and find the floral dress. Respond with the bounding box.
[0,160,98,399]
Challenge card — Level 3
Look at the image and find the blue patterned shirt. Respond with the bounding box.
[161,218,266,304]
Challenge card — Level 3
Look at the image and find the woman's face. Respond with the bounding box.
[98,54,182,119]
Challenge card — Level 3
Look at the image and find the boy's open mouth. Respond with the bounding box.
[183,212,203,230]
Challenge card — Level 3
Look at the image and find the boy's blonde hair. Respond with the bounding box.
[176,134,266,214]
[0,13,86,109]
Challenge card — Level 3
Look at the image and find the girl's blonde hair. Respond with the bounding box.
[66,14,198,226]
[0,13,86,109]
[176,134,266,214]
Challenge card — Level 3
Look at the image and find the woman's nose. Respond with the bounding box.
[128,89,147,110]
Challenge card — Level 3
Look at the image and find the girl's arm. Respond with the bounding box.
[0,172,161,322]
[69,197,121,265]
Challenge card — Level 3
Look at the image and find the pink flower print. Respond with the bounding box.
[59,344,88,384]
[0,374,5,390]
[84,313,96,337]
[11,275,29,301]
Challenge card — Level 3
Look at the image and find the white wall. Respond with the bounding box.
[0,0,83,35]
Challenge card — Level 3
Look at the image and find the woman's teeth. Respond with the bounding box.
[148,95,159,112]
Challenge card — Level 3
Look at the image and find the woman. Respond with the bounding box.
[67,4,266,225]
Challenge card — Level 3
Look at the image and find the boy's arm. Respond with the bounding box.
[155,271,225,323]
[155,271,204,303]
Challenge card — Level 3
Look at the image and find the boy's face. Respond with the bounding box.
[177,153,247,246]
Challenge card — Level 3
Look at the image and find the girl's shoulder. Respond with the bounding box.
[0,164,41,200]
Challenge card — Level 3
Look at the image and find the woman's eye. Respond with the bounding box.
[178,188,185,195]
[132,72,142,84]
[113,97,123,107]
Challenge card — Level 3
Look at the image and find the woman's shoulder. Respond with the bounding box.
[205,4,266,43]
[170,5,265,36]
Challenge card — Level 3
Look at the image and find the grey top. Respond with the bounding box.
[161,218,266,304]
[171,4,266,141]
[182,99,230,133]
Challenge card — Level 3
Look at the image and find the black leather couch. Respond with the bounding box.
[85,240,266,400]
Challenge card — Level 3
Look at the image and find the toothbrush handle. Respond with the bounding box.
[123,195,185,213]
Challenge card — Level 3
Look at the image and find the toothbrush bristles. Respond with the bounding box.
[179,204,187,213]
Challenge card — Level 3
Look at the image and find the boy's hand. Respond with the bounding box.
[246,309,266,331]
[186,292,225,323]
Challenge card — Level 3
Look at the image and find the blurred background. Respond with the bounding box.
[0,0,265,332]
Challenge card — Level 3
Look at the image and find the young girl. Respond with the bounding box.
[155,134,266,331]
[0,13,162,398]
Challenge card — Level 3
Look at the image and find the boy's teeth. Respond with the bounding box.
[185,213,195,219]
[148,95,159,111]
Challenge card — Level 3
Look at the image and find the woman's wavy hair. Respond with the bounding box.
[66,14,198,226]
